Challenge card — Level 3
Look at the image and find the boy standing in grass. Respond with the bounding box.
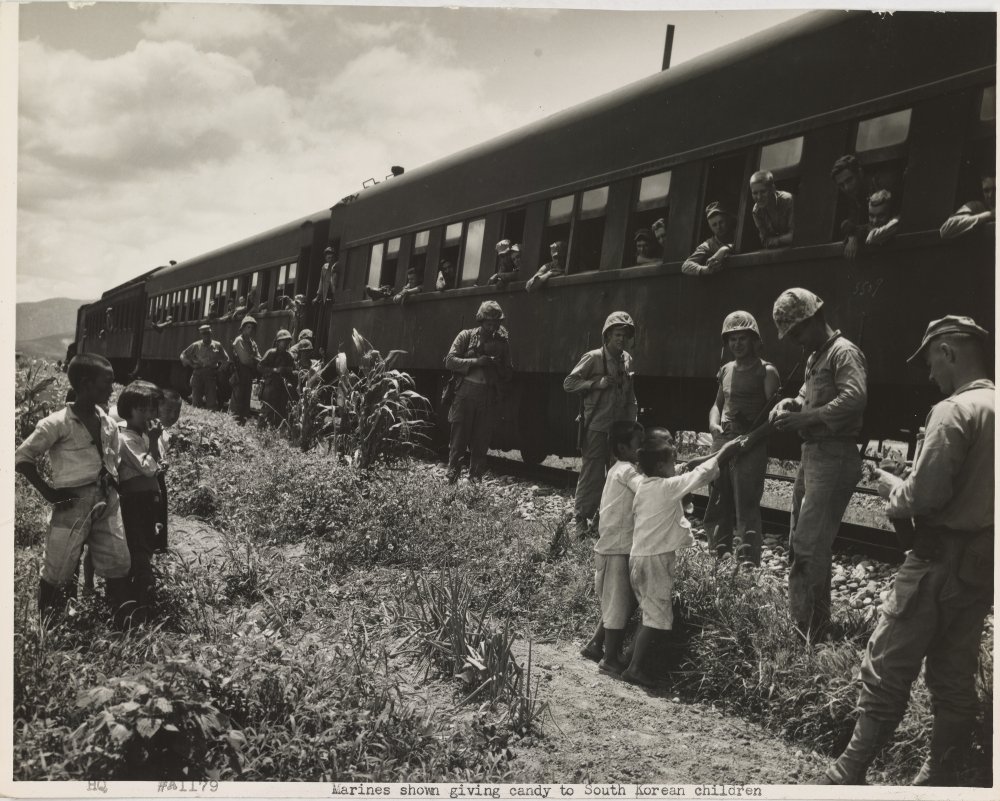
[622,428,744,687]
[153,388,182,553]
[580,421,644,675]
[15,354,134,625]
[116,382,166,620]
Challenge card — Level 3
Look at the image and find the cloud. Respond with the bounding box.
[139,4,292,49]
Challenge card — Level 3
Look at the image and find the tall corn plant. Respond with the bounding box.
[16,360,64,445]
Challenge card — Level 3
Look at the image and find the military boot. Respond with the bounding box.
[37,579,65,620]
[105,577,140,630]
[911,712,975,786]
[823,714,900,784]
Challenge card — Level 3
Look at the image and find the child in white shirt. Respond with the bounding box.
[622,427,744,687]
[580,421,644,676]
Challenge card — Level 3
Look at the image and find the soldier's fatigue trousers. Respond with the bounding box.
[42,483,131,585]
[447,381,496,479]
[575,429,610,523]
[230,366,254,420]
[704,434,768,565]
[788,440,861,636]
[858,532,992,722]
[190,367,219,410]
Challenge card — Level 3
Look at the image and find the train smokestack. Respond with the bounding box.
[661,24,675,71]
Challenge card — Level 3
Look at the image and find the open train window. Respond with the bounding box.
[700,152,747,245]
[501,208,527,248]
[628,170,671,266]
[410,230,430,283]
[953,85,996,209]
[571,186,608,273]
[439,223,462,286]
[380,238,401,287]
[739,135,803,251]
[540,194,574,268]
[854,108,910,216]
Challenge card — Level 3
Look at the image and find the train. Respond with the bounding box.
[75,10,996,463]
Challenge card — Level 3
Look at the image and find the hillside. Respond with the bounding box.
[16,297,91,359]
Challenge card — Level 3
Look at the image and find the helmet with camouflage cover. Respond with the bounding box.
[772,288,823,340]
[476,300,504,321]
[602,311,635,340]
[275,329,293,342]
[721,310,761,342]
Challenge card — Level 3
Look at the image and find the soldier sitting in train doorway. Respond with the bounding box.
[682,202,737,276]
[525,240,566,292]
[750,170,794,249]
[487,239,521,289]
[941,173,995,239]
[179,324,229,411]
[443,301,513,484]
[563,312,638,539]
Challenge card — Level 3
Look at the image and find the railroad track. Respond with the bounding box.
[484,454,904,563]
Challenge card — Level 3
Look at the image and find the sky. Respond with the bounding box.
[12,3,810,304]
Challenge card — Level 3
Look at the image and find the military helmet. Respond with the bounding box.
[602,311,635,339]
[297,328,314,342]
[240,316,258,329]
[275,329,293,342]
[721,310,760,342]
[772,288,823,340]
[297,339,314,351]
[476,300,504,321]
[495,239,513,255]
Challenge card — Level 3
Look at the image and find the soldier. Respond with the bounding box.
[564,312,638,539]
[703,311,781,565]
[259,329,296,428]
[488,240,521,288]
[393,267,423,304]
[769,288,867,641]
[230,316,261,425]
[526,241,566,292]
[682,202,737,276]
[750,170,794,249]
[179,324,229,410]
[831,155,873,259]
[820,316,993,786]
[436,260,456,291]
[865,189,901,246]
[940,174,996,240]
[443,301,513,484]
[314,246,338,304]
[633,229,659,265]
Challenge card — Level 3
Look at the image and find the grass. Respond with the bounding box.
[12,361,994,785]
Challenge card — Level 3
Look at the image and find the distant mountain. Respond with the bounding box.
[16,297,91,359]
[17,297,90,342]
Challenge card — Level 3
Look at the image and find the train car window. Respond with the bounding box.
[700,152,747,244]
[366,243,384,293]
[953,85,997,208]
[286,262,297,299]
[460,218,486,286]
[856,109,912,153]
[380,237,401,287]
[980,85,996,121]
[502,208,527,247]
[571,186,608,273]
[541,194,575,266]
[271,266,286,310]
[440,223,463,285]
[411,229,431,281]
[629,170,671,265]
[759,136,803,174]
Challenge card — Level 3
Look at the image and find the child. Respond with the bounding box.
[153,387,182,553]
[116,381,166,620]
[15,354,134,625]
[580,421,644,676]
[622,427,744,687]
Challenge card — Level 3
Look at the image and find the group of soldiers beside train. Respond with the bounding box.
[443,288,992,786]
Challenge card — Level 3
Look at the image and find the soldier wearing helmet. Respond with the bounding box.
[682,202,737,276]
[563,312,638,538]
[230,316,261,425]
[769,288,868,642]
[487,239,522,289]
[443,301,513,483]
[703,311,781,565]
[259,329,296,429]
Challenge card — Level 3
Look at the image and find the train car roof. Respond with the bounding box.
[340,10,996,240]
[99,265,165,300]
[147,208,331,293]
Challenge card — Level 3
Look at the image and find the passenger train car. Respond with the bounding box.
[76,11,995,463]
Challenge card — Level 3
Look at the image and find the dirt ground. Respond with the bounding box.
[169,513,825,786]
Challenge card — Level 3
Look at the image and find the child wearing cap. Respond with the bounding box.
[580,420,644,676]
[622,427,744,687]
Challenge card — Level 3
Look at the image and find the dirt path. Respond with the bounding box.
[165,512,825,785]
[510,642,823,785]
